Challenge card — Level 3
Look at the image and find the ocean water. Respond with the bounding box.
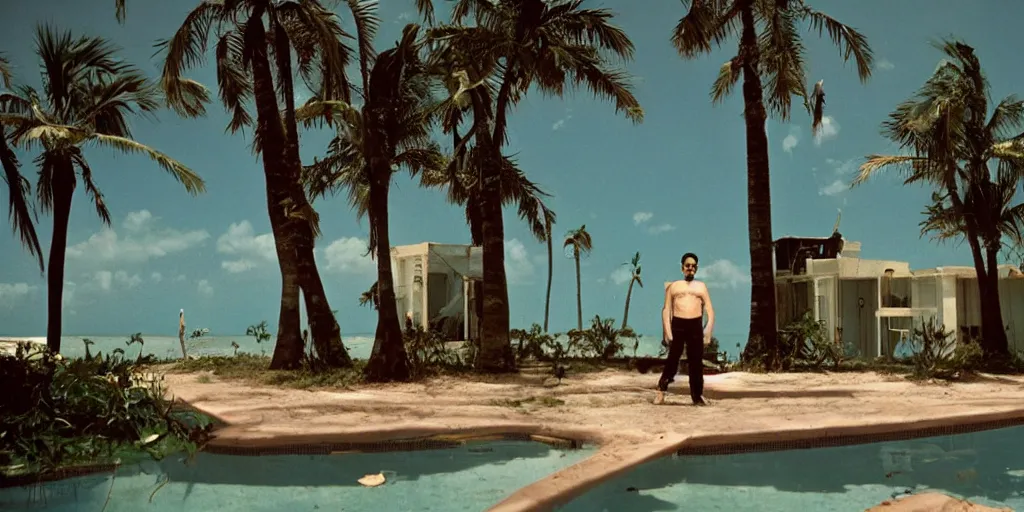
[2,331,742,362]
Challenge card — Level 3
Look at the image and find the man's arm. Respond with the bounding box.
[702,284,715,339]
[662,282,674,340]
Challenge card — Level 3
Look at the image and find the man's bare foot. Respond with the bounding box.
[693,396,713,406]
[654,391,665,405]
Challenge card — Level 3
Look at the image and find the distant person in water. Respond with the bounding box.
[655,253,715,406]
[178,309,188,359]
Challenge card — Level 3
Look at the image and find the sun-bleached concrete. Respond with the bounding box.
[163,368,1024,512]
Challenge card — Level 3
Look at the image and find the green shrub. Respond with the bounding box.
[566,315,634,360]
[0,340,212,478]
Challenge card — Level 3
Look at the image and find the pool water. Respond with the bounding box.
[561,425,1024,511]
[1,440,595,511]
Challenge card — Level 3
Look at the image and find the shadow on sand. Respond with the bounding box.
[560,425,1024,512]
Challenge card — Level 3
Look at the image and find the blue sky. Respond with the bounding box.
[1,1,1022,342]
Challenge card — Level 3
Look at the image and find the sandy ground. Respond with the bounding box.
[163,366,1024,511]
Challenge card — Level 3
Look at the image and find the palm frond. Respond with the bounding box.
[0,123,44,272]
[0,53,13,89]
[710,57,741,104]
[345,0,381,93]
[154,0,224,118]
[89,133,205,194]
[115,0,126,23]
[797,6,873,83]
[854,154,931,187]
[70,149,112,225]
[671,0,739,59]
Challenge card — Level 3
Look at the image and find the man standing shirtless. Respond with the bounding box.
[655,253,715,406]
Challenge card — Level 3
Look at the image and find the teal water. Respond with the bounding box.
[27,331,723,362]
[0,441,596,511]
[561,426,1024,511]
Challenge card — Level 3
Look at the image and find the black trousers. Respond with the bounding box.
[658,316,704,402]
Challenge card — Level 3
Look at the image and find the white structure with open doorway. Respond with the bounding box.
[390,242,482,342]
[773,233,1024,359]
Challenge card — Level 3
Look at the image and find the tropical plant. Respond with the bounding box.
[0,341,212,479]
[672,0,873,368]
[543,214,555,332]
[563,225,593,331]
[157,0,354,370]
[0,26,205,354]
[246,321,272,349]
[853,39,1024,357]
[421,0,642,372]
[300,9,447,382]
[126,332,145,361]
[620,251,644,330]
[0,53,44,273]
[566,315,633,360]
[358,281,380,310]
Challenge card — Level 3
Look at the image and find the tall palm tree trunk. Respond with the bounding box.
[270,17,351,368]
[470,90,514,372]
[245,8,305,368]
[622,279,635,330]
[543,218,553,332]
[574,248,582,331]
[738,3,779,367]
[45,163,76,354]
[364,171,411,381]
[982,245,1009,355]
[468,200,484,343]
[267,185,304,369]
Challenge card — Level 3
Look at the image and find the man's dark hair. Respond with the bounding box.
[681,252,699,265]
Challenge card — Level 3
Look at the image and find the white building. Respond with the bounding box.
[773,235,1024,358]
[390,242,482,341]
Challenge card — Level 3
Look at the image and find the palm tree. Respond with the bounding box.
[0,26,204,354]
[300,18,444,382]
[0,53,44,273]
[854,39,1024,357]
[563,225,593,331]
[543,213,554,333]
[620,251,643,330]
[425,0,642,372]
[158,0,354,369]
[672,0,872,367]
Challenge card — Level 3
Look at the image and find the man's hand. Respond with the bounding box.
[703,331,712,346]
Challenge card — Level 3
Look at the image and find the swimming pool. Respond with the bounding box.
[560,425,1024,511]
[1,439,595,511]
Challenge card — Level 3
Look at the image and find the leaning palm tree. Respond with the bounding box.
[854,39,1024,357]
[301,21,445,382]
[543,212,555,333]
[672,0,872,367]
[0,26,204,353]
[620,251,643,330]
[158,0,354,369]
[424,0,642,372]
[563,225,593,331]
[0,53,44,273]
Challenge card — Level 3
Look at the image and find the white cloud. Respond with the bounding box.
[819,179,849,196]
[876,58,895,71]
[505,238,535,285]
[552,109,573,131]
[647,223,676,235]
[197,279,214,297]
[825,157,858,177]
[122,210,152,232]
[813,116,840,146]
[216,221,277,273]
[151,272,163,283]
[67,210,210,264]
[782,126,800,153]
[0,283,37,308]
[174,274,187,282]
[94,270,112,291]
[700,260,751,289]
[62,281,76,314]
[322,237,374,275]
[632,211,653,225]
[609,266,632,285]
[91,270,142,291]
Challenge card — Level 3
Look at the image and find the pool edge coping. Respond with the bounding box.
[486,406,1024,512]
